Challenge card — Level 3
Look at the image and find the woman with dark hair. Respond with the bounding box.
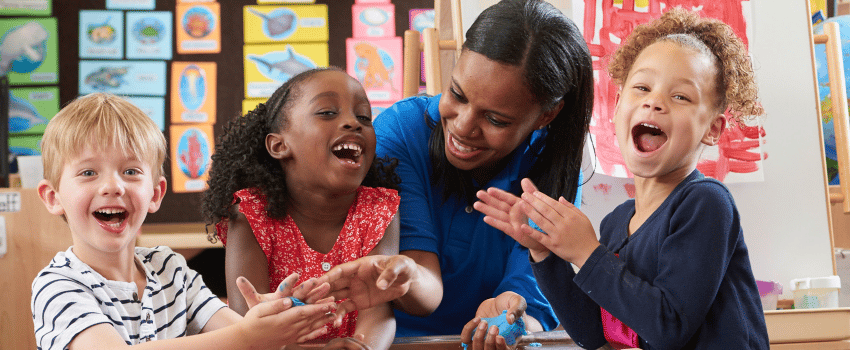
[318,0,593,347]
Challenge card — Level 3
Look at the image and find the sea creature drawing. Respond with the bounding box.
[360,8,389,26]
[354,42,396,91]
[87,19,116,44]
[183,7,213,38]
[0,21,48,75]
[248,46,314,81]
[248,7,296,38]
[84,66,129,90]
[178,129,208,179]
[179,65,205,111]
[132,17,164,45]
[8,94,47,133]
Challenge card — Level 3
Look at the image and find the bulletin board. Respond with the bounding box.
[54,0,433,223]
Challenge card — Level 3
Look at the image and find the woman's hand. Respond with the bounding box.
[236,272,333,310]
[474,179,550,258]
[459,292,527,350]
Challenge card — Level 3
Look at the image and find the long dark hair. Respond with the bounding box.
[429,0,593,203]
[202,67,399,240]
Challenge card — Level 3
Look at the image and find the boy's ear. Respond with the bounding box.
[535,99,565,130]
[702,114,727,146]
[266,132,292,160]
[148,176,167,213]
[37,179,65,216]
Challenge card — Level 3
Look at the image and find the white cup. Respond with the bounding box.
[16,155,43,189]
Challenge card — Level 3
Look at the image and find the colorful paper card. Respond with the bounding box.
[8,134,41,156]
[244,5,328,43]
[355,0,391,3]
[258,0,316,3]
[170,124,213,193]
[126,11,172,60]
[123,96,165,131]
[409,9,434,83]
[242,98,266,116]
[177,0,215,2]
[171,62,216,124]
[8,86,59,135]
[177,2,221,54]
[352,4,395,38]
[346,37,402,102]
[244,42,328,98]
[0,0,52,16]
[106,0,155,10]
[0,17,58,85]
[79,60,167,96]
[79,11,123,59]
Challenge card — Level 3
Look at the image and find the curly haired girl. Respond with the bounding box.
[475,8,769,349]
[202,67,401,350]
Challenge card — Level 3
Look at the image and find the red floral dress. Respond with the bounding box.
[216,186,400,339]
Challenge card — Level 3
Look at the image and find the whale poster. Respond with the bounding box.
[243,42,328,98]
[176,2,220,54]
[126,11,173,60]
[170,123,213,193]
[0,17,58,85]
[171,61,216,124]
[123,96,165,131]
[79,60,166,96]
[79,10,123,59]
[243,5,328,44]
[8,86,59,135]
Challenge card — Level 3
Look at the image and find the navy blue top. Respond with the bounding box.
[374,94,559,336]
[531,170,769,349]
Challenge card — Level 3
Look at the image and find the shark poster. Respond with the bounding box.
[0,0,51,16]
[126,11,172,60]
[176,2,221,54]
[170,123,213,193]
[243,5,328,44]
[79,10,123,60]
[8,86,58,135]
[171,61,216,124]
[79,60,166,96]
[123,96,165,131]
[243,42,328,98]
[0,17,58,85]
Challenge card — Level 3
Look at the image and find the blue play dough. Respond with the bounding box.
[465,310,527,347]
[288,296,306,307]
[528,218,547,234]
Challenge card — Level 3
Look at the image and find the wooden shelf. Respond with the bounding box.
[138,222,222,249]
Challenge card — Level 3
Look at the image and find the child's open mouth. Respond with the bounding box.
[332,142,363,165]
[93,208,128,229]
[632,122,667,153]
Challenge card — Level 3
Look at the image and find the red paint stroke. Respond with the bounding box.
[624,183,636,198]
[594,183,612,195]
[585,0,758,181]
[179,131,205,179]
[696,117,767,181]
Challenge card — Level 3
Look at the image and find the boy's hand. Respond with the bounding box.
[239,296,337,345]
[474,180,550,258]
[518,179,600,268]
[237,273,333,309]
[460,292,527,350]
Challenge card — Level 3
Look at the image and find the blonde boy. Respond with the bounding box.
[32,93,335,350]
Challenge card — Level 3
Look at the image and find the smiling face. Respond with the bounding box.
[614,40,726,181]
[38,144,165,261]
[270,70,375,195]
[439,50,560,173]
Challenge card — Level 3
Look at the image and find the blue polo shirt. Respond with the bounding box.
[375,94,561,336]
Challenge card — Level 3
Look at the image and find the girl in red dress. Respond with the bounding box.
[202,67,401,350]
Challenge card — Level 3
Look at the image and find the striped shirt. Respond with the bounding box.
[31,246,227,350]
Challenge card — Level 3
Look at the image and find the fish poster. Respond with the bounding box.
[176,2,221,54]
[352,3,395,38]
[242,98,265,116]
[78,60,166,96]
[244,42,328,98]
[572,0,763,183]
[8,86,58,135]
[0,17,58,85]
[106,0,154,10]
[123,96,165,131]
[243,5,328,44]
[126,11,172,60]
[346,37,402,103]
[0,0,51,16]
[79,11,123,60]
[171,61,216,124]
[8,134,41,156]
[170,123,213,193]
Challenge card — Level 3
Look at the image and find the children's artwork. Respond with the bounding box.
[346,37,402,102]
[352,3,395,38]
[243,5,328,43]
[122,96,165,131]
[79,60,166,96]
[573,0,764,183]
[0,17,58,85]
[126,11,172,60]
[8,86,58,135]
[176,2,221,54]
[242,98,265,116]
[106,0,154,10]
[79,11,123,59]
[408,9,434,84]
[170,124,213,193]
[171,62,216,124]
[813,16,850,186]
[0,0,51,16]
[244,43,328,98]
[8,134,41,156]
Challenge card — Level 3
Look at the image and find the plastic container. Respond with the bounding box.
[791,276,841,309]
[757,280,783,311]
